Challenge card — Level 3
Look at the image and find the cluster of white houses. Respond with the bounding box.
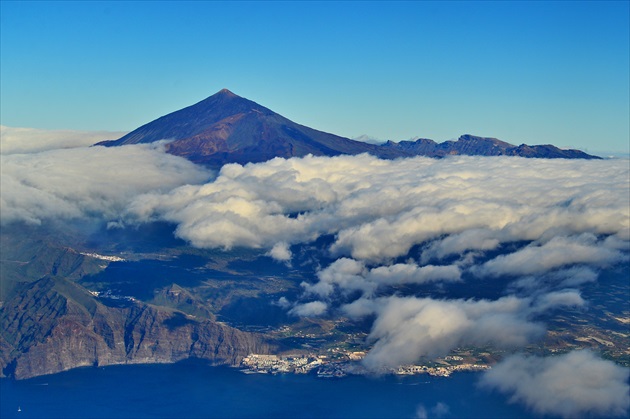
[241,352,490,378]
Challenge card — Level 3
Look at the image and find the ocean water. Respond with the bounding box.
[0,360,537,419]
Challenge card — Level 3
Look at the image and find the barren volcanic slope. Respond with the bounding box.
[97,89,401,168]
[381,134,601,159]
[98,89,599,167]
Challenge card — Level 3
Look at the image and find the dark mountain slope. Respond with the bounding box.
[98,89,400,167]
[0,275,274,379]
[0,226,275,379]
[97,89,600,165]
[382,134,600,159]
[504,143,600,159]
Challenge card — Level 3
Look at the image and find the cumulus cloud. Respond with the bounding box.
[0,143,210,226]
[116,154,626,372]
[268,242,292,262]
[339,293,584,370]
[480,350,630,418]
[359,296,541,369]
[508,266,599,293]
[529,289,586,314]
[274,297,291,310]
[288,301,328,317]
[301,257,461,298]
[0,125,127,154]
[3,141,626,390]
[121,155,628,268]
[420,228,501,264]
[476,233,626,277]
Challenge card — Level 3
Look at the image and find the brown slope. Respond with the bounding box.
[0,276,274,379]
[98,89,600,163]
[382,134,601,159]
[98,89,401,168]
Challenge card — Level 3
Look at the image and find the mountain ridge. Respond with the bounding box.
[98,89,400,167]
[381,134,599,159]
[97,89,600,166]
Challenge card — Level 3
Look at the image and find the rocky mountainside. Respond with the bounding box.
[97,89,400,167]
[0,228,275,380]
[381,134,600,159]
[97,89,599,166]
[0,275,274,379]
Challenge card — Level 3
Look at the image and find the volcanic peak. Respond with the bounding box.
[97,89,600,164]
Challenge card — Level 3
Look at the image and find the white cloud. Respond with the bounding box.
[342,290,585,370]
[420,228,501,263]
[121,155,628,269]
[302,258,367,297]
[114,154,628,367]
[367,263,461,287]
[480,350,630,418]
[359,296,541,369]
[477,233,625,277]
[302,257,461,298]
[275,297,291,310]
[268,242,292,262]
[1,143,210,225]
[0,125,127,155]
[509,267,599,292]
[3,141,626,385]
[338,292,585,370]
[341,297,379,319]
[530,289,585,314]
[288,301,328,317]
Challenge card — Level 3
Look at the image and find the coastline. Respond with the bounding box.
[0,360,538,419]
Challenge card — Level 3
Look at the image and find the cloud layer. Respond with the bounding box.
[0,125,127,155]
[123,154,629,265]
[302,257,461,298]
[340,292,584,369]
[118,153,628,376]
[2,136,628,417]
[1,142,210,226]
[480,350,630,418]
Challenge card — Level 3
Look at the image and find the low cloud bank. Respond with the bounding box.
[339,292,584,369]
[476,233,626,277]
[0,125,127,154]
[2,132,628,417]
[1,142,210,226]
[124,154,628,265]
[302,257,461,298]
[480,350,630,418]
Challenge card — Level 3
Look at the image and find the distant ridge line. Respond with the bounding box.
[96,89,601,167]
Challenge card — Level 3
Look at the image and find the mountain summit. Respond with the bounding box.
[381,134,600,159]
[98,89,599,166]
[98,89,398,167]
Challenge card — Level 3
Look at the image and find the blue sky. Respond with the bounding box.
[1,1,628,153]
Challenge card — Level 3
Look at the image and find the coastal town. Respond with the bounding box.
[80,252,126,262]
[240,351,490,378]
[87,289,137,303]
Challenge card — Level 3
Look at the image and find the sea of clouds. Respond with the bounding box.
[0,128,211,226]
[1,128,628,417]
[0,125,128,154]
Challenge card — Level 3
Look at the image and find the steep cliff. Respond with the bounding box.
[381,134,600,159]
[97,89,600,165]
[0,276,274,379]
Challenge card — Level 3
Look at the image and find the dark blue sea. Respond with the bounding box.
[0,360,537,419]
